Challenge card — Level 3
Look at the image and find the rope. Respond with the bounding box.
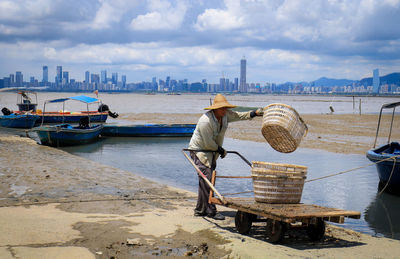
[305,154,400,183]
[378,157,397,195]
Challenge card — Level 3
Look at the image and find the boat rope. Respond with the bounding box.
[377,157,397,195]
[0,195,198,208]
[305,154,400,183]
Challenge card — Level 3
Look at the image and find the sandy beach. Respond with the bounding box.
[1,112,400,258]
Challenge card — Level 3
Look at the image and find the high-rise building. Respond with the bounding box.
[62,71,69,84]
[101,70,107,84]
[85,71,90,84]
[42,66,48,83]
[56,66,62,85]
[122,75,126,88]
[15,71,23,87]
[240,57,246,92]
[9,74,14,85]
[234,77,238,92]
[112,73,118,85]
[373,68,380,93]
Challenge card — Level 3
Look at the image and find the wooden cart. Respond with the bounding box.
[183,149,361,243]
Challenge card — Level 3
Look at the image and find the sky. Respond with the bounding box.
[0,0,400,84]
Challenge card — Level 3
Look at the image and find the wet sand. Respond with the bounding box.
[1,113,400,258]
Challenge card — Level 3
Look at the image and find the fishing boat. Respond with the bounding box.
[33,95,104,147]
[14,91,114,124]
[366,101,400,191]
[101,124,196,137]
[0,113,39,129]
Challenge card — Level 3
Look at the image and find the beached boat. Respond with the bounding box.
[33,95,105,147]
[101,124,196,137]
[366,101,400,191]
[0,113,39,129]
[14,91,112,124]
[34,123,104,147]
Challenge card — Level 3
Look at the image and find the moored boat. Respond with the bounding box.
[0,113,39,129]
[101,124,196,137]
[34,123,104,147]
[366,101,400,192]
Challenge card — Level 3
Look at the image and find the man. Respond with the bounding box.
[188,94,263,220]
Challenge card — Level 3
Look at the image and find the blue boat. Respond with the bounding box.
[33,95,105,147]
[366,101,400,192]
[0,113,39,129]
[101,124,196,137]
[34,123,104,147]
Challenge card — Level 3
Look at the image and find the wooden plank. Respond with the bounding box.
[210,197,360,222]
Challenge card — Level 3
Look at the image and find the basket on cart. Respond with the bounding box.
[262,103,308,153]
[251,161,307,204]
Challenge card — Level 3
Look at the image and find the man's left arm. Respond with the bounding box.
[227,108,263,122]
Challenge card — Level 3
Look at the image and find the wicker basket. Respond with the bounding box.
[262,103,308,153]
[251,161,307,204]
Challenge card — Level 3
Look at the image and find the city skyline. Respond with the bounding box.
[0,1,399,84]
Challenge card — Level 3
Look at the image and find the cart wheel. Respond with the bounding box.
[235,211,253,234]
[306,218,326,241]
[265,219,285,243]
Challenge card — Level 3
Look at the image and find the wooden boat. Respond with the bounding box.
[0,113,39,129]
[101,124,196,137]
[33,95,105,147]
[34,123,104,147]
[366,101,400,191]
[15,91,110,124]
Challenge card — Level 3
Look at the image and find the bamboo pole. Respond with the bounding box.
[182,151,227,204]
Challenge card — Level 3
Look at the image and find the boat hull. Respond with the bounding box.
[0,114,39,129]
[101,124,196,137]
[34,124,104,147]
[36,112,108,124]
[366,142,400,188]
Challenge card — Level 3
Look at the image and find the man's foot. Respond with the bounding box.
[194,211,207,217]
[207,213,225,220]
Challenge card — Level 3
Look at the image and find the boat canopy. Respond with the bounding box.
[45,95,99,104]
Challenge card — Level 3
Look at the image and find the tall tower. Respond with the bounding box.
[101,70,107,84]
[85,71,90,84]
[240,57,246,92]
[373,68,380,93]
[15,71,23,87]
[56,66,62,85]
[42,66,48,83]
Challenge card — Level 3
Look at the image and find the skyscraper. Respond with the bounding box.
[85,71,90,84]
[56,66,62,85]
[122,75,126,88]
[373,68,380,93]
[15,71,23,87]
[62,71,69,84]
[112,73,118,85]
[101,70,107,84]
[42,66,48,83]
[240,57,246,92]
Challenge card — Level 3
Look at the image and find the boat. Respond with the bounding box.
[34,123,104,147]
[14,91,114,124]
[366,101,400,191]
[33,95,105,147]
[0,113,39,129]
[100,124,196,137]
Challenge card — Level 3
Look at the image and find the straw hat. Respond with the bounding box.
[204,94,237,110]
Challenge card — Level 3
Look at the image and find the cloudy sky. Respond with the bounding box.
[0,0,400,84]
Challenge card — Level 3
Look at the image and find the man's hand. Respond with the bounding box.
[255,108,264,116]
[217,146,227,159]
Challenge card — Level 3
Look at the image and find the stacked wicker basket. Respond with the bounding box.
[252,103,308,204]
[251,161,307,203]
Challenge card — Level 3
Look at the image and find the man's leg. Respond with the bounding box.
[190,152,216,216]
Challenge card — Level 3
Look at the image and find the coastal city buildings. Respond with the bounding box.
[1,61,399,95]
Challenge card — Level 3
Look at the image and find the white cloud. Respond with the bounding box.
[129,0,187,30]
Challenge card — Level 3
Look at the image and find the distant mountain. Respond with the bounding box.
[359,72,400,86]
[310,77,356,87]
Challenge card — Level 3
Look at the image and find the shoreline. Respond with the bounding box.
[1,112,400,258]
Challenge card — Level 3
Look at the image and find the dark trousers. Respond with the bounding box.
[190,151,217,216]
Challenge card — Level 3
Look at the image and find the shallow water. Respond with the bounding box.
[1,92,399,114]
[60,136,400,240]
